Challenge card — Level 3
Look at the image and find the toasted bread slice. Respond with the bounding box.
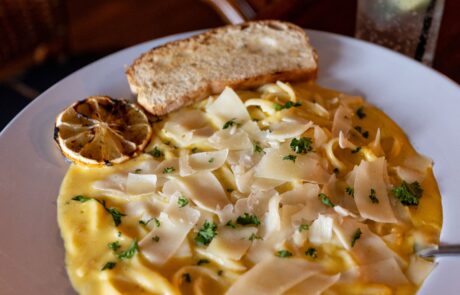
[126,20,317,116]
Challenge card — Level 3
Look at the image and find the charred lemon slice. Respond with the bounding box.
[54,96,152,166]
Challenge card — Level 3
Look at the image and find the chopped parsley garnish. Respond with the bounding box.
[305,247,318,258]
[217,270,223,276]
[72,195,92,202]
[253,143,264,153]
[369,188,379,204]
[197,259,210,266]
[107,241,121,251]
[351,228,362,247]
[356,106,366,119]
[101,261,116,271]
[318,193,335,208]
[226,188,234,193]
[225,220,237,228]
[147,146,163,158]
[351,147,361,154]
[91,199,126,227]
[290,137,313,154]
[151,235,160,242]
[236,213,261,226]
[117,240,139,259]
[392,181,423,206]
[354,126,369,138]
[163,166,175,174]
[106,207,125,227]
[139,217,154,225]
[154,217,161,227]
[299,224,310,232]
[178,197,189,208]
[276,250,293,258]
[223,119,238,129]
[345,186,354,197]
[333,167,339,174]
[195,220,218,246]
[182,273,192,283]
[282,154,297,162]
[191,147,199,153]
[208,157,215,163]
[249,233,263,241]
[133,168,142,174]
[273,101,302,111]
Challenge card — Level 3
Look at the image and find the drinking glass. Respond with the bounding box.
[355,0,445,66]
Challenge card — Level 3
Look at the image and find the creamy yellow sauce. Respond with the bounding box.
[58,82,442,295]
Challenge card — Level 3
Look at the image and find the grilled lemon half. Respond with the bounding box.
[54,96,152,166]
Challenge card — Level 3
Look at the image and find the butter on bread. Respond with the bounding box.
[126,20,318,116]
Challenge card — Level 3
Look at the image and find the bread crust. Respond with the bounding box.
[126,20,318,116]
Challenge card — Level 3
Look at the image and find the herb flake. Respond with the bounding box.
[107,241,121,251]
[223,119,238,129]
[178,197,189,208]
[147,146,163,158]
[273,101,302,111]
[392,181,423,206]
[236,213,260,226]
[195,220,218,246]
[351,228,362,247]
[163,166,175,174]
[197,259,210,266]
[276,250,293,258]
[318,193,335,208]
[101,261,116,271]
[290,137,313,154]
[282,154,297,162]
[305,247,318,258]
[117,240,139,260]
[356,107,366,119]
[369,188,379,204]
[345,186,354,197]
[299,224,310,232]
[72,195,92,202]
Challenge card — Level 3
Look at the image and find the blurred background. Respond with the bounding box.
[0,0,459,131]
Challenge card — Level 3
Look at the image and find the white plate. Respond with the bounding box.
[0,29,459,294]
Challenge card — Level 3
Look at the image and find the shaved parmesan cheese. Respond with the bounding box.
[394,166,426,183]
[313,126,329,148]
[285,273,340,295]
[337,94,364,106]
[241,120,267,143]
[309,215,334,245]
[139,200,200,265]
[126,173,157,195]
[332,105,353,137]
[338,131,357,150]
[406,255,436,285]
[302,101,330,118]
[255,145,329,183]
[163,109,214,146]
[207,226,258,260]
[333,218,401,265]
[180,149,228,177]
[276,81,296,101]
[324,138,346,170]
[207,87,250,125]
[260,193,281,239]
[353,158,397,223]
[209,128,252,150]
[394,153,432,183]
[370,128,384,157]
[154,158,180,176]
[195,248,247,272]
[360,258,409,286]
[92,173,129,199]
[244,99,276,115]
[267,121,312,141]
[226,257,320,295]
[174,171,229,214]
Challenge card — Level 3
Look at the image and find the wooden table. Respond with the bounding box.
[67,0,460,84]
